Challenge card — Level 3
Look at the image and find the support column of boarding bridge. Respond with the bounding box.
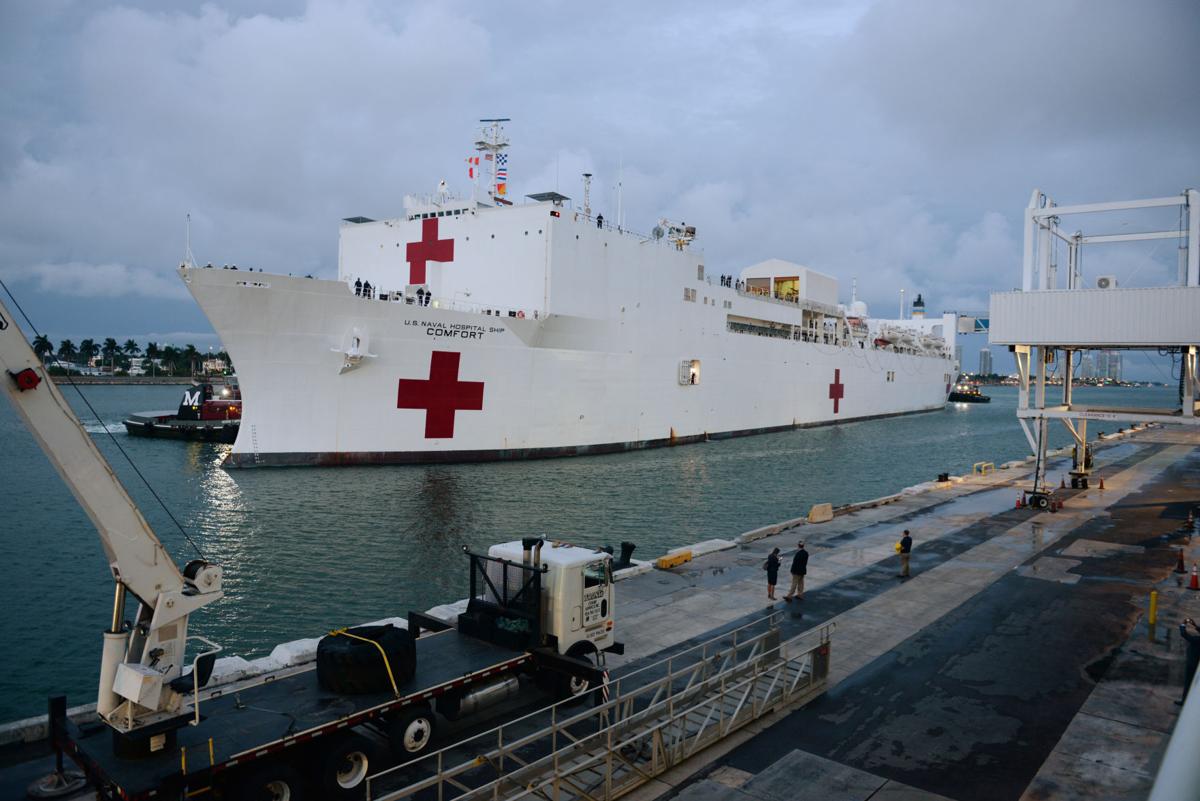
[988,188,1200,799]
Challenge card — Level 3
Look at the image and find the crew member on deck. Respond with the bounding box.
[596,214,604,229]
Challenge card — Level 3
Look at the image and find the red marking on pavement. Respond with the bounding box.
[405,218,455,284]
[829,369,845,413]
[397,351,484,438]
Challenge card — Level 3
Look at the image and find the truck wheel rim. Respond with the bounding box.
[404,718,431,752]
[264,780,291,801]
[337,751,369,788]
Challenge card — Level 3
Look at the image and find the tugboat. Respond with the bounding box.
[947,381,991,403]
[123,380,241,442]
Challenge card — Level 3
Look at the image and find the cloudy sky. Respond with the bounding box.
[1,0,1196,377]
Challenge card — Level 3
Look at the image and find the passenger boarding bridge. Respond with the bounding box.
[989,188,1200,494]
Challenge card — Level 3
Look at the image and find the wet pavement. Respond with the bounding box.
[644,427,1200,801]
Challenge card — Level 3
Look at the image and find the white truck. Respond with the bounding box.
[0,296,622,801]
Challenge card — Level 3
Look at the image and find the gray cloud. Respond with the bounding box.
[0,0,1195,377]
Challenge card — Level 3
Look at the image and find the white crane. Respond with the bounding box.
[0,297,222,751]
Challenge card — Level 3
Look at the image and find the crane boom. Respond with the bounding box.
[0,307,183,604]
[0,297,222,737]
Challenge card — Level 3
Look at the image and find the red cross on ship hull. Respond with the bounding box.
[829,369,845,414]
[406,218,455,284]
[397,351,484,438]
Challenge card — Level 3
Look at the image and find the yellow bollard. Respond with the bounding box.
[1149,590,1158,626]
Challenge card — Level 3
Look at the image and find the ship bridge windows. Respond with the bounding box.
[679,360,701,385]
[745,278,771,297]
[774,277,799,302]
[406,209,467,221]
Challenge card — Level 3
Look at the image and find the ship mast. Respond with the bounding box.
[474,118,510,204]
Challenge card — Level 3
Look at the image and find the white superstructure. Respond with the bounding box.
[182,125,958,467]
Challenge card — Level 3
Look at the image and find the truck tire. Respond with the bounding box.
[386,706,437,760]
[317,625,415,695]
[314,731,385,798]
[228,761,307,801]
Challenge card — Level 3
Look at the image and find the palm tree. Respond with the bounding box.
[145,342,161,377]
[101,338,119,373]
[57,340,77,367]
[32,334,54,363]
[123,339,141,358]
[182,344,200,376]
[161,345,180,376]
[78,339,99,369]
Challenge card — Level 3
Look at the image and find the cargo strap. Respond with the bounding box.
[329,628,401,698]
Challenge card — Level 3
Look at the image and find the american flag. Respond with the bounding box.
[496,153,508,181]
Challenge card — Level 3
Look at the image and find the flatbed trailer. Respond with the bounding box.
[54,628,536,799]
[47,541,615,800]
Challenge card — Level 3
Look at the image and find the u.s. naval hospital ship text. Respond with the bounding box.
[182,122,959,467]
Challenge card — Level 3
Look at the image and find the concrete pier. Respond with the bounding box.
[2,425,1196,800]
[611,426,1200,801]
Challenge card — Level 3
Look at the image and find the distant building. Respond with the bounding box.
[1106,351,1122,382]
[1092,350,1122,382]
[1078,354,1095,379]
[202,357,228,374]
[978,348,993,375]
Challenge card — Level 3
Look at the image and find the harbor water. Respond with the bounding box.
[0,383,1177,722]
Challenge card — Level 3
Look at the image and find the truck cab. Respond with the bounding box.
[485,539,617,657]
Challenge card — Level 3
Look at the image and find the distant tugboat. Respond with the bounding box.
[947,381,991,403]
[123,380,242,442]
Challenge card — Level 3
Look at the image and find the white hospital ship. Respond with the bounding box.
[182,122,959,467]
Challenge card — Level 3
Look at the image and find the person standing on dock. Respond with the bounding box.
[764,547,781,601]
[899,530,913,578]
[1180,618,1200,704]
[784,542,808,602]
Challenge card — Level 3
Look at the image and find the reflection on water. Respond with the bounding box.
[0,383,1177,720]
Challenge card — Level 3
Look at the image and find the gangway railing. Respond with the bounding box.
[367,615,832,801]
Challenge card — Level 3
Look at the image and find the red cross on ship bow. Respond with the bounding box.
[406,218,455,284]
[828,369,845,414]
[396,351,484,438]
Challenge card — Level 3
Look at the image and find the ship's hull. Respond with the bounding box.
[182,269,955,467]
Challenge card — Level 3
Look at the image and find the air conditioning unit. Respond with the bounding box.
[1095,275,1118,289]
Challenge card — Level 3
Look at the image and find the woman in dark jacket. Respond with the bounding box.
[765,547,781,601]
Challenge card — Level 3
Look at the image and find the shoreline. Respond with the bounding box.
[50,375,224,385]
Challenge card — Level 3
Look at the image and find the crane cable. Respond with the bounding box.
[1,279,206,560]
